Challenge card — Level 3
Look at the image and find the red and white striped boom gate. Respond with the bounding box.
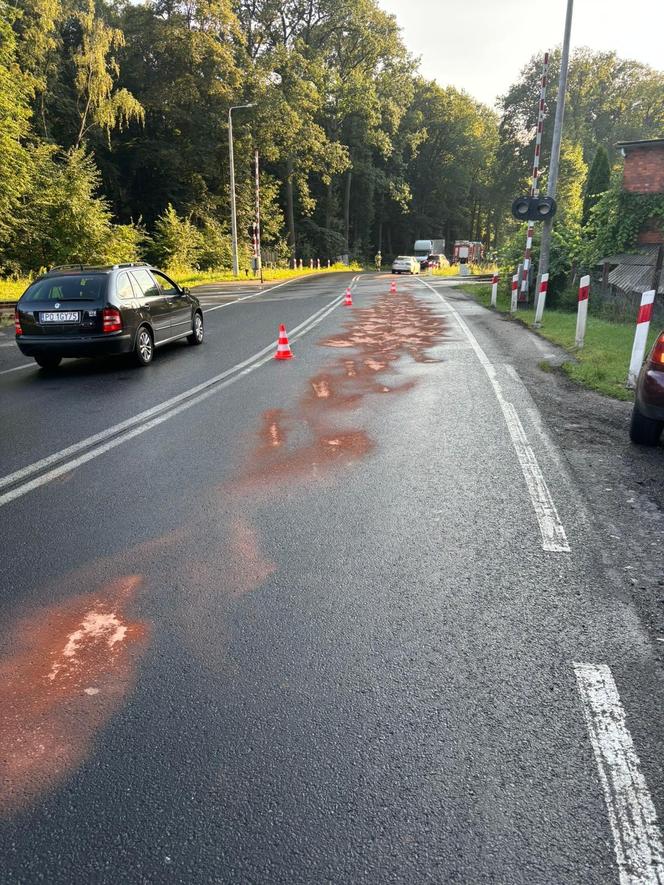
[521,52,550,302]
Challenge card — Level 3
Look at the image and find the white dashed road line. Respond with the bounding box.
[574,663,664,885]
[417,277,570,553]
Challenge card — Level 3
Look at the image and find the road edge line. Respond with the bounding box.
[0,294,344,507]
[573,663,664,884]
[417,277,570,553]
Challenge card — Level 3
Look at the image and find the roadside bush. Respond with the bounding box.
[152,204,203,272]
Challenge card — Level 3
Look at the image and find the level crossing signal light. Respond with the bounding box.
[511,195,557,222]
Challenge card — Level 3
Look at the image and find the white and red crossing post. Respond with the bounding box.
[575,275,590,348]
[510,274,519,314]
[491,273,499,307]
[627,289,656,387]
[533,273,549,326]
[521,52,550,301]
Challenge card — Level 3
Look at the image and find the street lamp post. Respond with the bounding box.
[228,103,255,277]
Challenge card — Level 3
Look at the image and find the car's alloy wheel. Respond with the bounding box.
[188,312,204,345]
[135,326,153,366]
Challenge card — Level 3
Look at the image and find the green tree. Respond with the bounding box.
[582,145,611,226]
[0,3,33,267]
[71,0,143,148]
[152,204,203,271]
[9,147,138,271]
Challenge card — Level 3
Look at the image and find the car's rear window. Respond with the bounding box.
[22,275,107,302]
[395,256,411,261]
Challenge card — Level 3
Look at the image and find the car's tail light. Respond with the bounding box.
[102,307,122,333]
[650,333,664,367]
[14,309,22,336]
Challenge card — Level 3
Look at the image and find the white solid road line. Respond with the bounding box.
[0,292,346,507]
[0,273,348,377]
[417,278,570,553]
[202,271,339,314]
[574,663,664,885]
[0,363,33,376]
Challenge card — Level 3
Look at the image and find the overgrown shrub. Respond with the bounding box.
[152,204,203,271]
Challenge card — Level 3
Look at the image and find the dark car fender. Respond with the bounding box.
[637,365,664,421]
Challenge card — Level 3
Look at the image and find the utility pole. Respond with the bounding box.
[228,104,254,277]
[536,0,574,292]
[520,52,549,302]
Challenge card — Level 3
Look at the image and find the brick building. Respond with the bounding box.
[618,139,664,245]
[620,139,664,197]
[599,140,664,318]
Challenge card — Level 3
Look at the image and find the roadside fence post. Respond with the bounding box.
[627,289,656,388]
[299,259,303,270]
[533,273,549,326]
[510,274,519,314]
[317,258,320,269]
[491,273,499,307]
[575,275,590,348]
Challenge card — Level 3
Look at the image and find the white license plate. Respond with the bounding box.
[41,311,79,323]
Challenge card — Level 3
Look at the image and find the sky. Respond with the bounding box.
[377,0,664,108]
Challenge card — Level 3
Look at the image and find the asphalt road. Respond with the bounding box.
[1,272,664,884]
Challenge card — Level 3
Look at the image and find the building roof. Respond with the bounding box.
[608,264,663,296]
[617,138,664,153]
[601,245,663,266]
[601,245,664,295]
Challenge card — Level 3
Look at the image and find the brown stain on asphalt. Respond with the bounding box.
[0,291,446,814]
[233,290,446,491]
[0,575,147,814]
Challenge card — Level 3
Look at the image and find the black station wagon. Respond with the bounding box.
[14,263,204,369]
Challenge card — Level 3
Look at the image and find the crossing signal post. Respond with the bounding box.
[511,195,557,223]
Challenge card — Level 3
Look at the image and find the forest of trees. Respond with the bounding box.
[1,0,664,277]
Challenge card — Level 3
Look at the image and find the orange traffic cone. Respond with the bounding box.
[274,324,293,360]
[344,287,353,306]
[390,279,397,293]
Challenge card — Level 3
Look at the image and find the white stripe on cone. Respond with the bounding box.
[627,289,656,388]
[575,275,590,348]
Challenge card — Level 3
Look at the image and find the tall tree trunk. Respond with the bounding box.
[343,170,352,253]
[469,199,477,240]
[285,157,296,257]
[325,179,334,258]
[494,209,501,250]
[474,204,482,242]
[376,191,384,253]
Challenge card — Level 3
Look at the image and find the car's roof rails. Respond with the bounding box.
[46,264,110,274]
[46,261,151,275]
[111,262,151,269]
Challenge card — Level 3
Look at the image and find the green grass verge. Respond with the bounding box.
[0,279,32,302]
[171,262,362,288]
[457,283,658,402]
[0,262,362,302]
[430,263,498,278]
